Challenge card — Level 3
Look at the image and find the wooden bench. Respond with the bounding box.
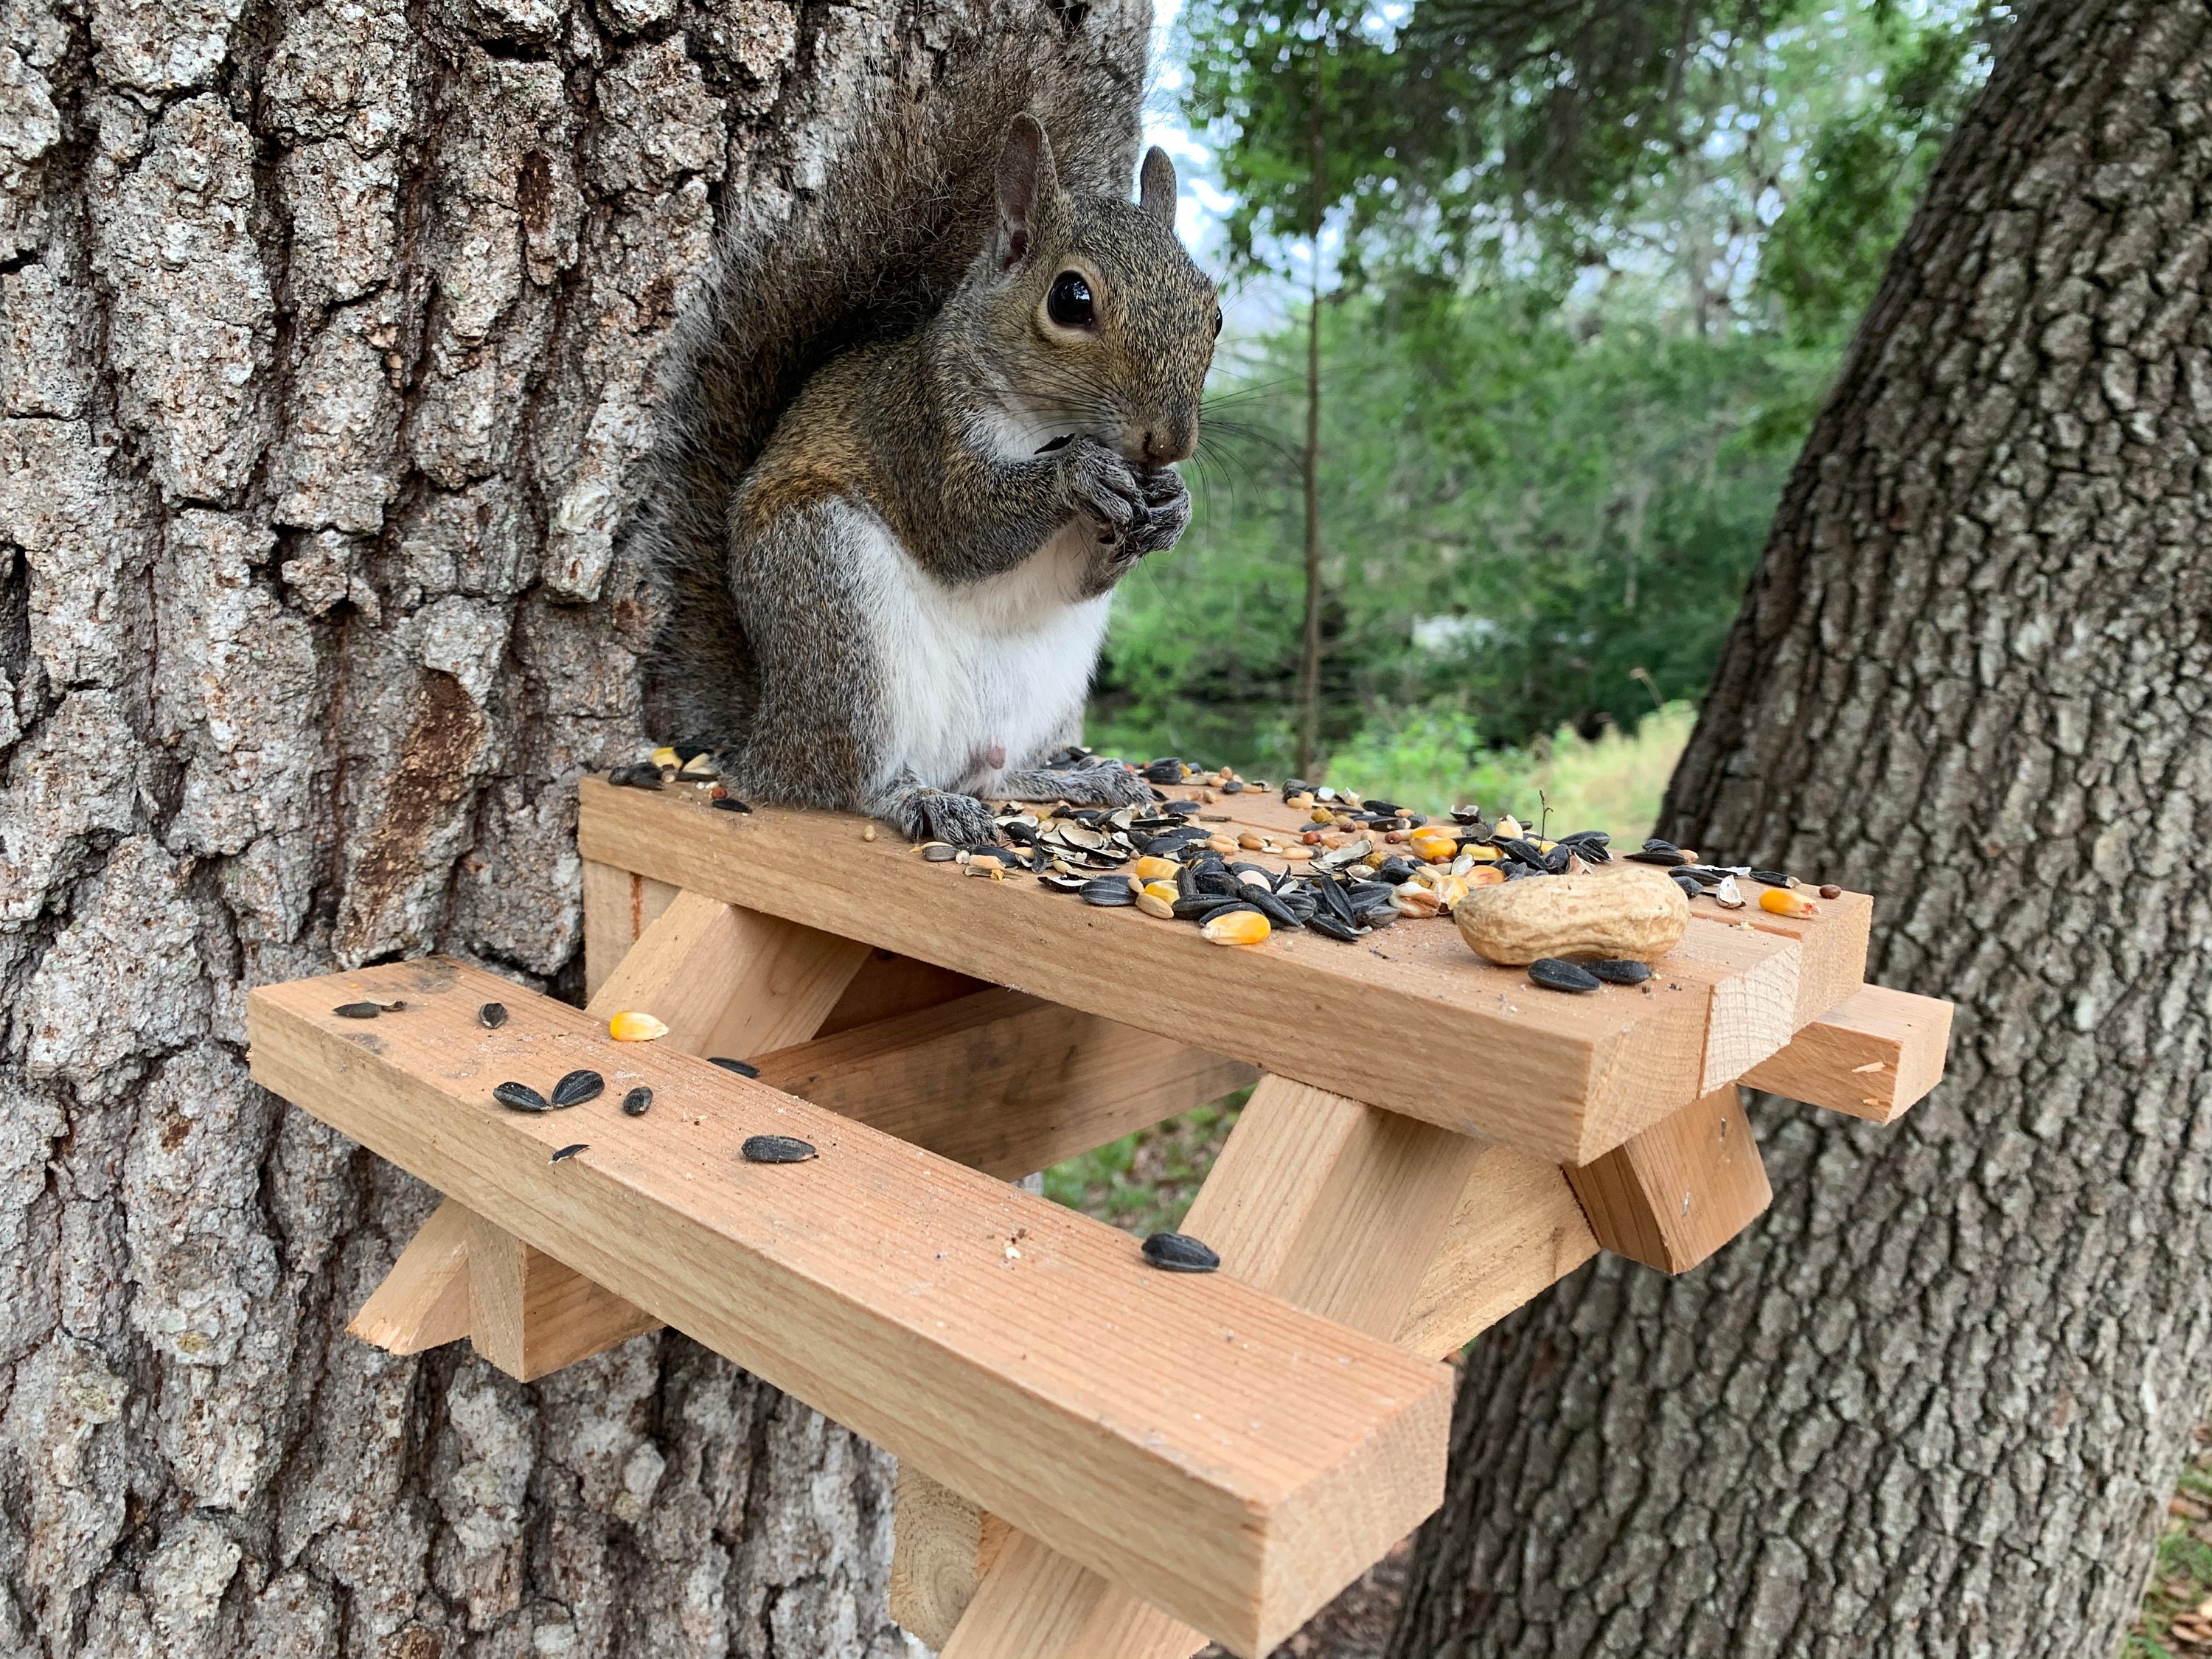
[246,773,1952,1658]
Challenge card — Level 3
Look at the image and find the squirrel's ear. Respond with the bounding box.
[1138,146,1177,228]
[995,114,1057,273]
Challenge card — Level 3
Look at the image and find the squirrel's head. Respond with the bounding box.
[962,114,1219,466]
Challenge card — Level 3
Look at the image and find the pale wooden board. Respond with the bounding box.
[581,859,678,1000]
[1741,984,1952,1121]
[894,1465,1014,1650]
[1565,1085,1773,1274]
[347,1196,474,1354]
[754,987,1256,1180]
[937,1076,1486,1659]
[1394,1145,1601,1359]
[460,1205,665,1380]
[584,888,870,1059]
[580,778,1723,1164]
[818,948,992,1036]
[249,961,1452,1655]
[1667,921,1802,1093]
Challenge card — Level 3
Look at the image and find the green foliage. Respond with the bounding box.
[1093,288,1831,757]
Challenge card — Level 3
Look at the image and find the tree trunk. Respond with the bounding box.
[1392,4,2212,1655]
[0,0,1144,1653]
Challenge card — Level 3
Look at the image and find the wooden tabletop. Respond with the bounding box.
[578,775,1872,1164]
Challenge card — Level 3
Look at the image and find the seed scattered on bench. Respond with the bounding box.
[609,1010,668,1042]
[1528,959,1602,994]
[552,1068,605,1107]
[1586,959,1653,986]
[1820,883,1842,900]
[742,1134,815,1164]
[711,796,753,813]
[609,762,663,791]
[709,1057,759,1077]
[550,1144,588,1163]
[479,1001,507,1029]
[1141,1231,1220,1273]
[494,1080,552,1112]
[333,1002,381,1019]
[622,1086,653,1116]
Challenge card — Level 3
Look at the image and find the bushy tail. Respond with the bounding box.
[629,4,1150,743]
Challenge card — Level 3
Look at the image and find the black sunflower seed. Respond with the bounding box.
[1194,868,1240,898]
[1143,758,1185,783]
[1079,877,1135,906]
[1171,894,1228,920]
[1194,900,1260,927]
[1221,779,1244,793]
[1545,846,1574,874]
[1499,838,1550,869]
[1141,1231,1220,1273]
[1242,889,1302,930]
[478,1001,507,1029]
[672,742,712,764]
[1750,869,1792,886]
[1164,799,1203,816]
[1643,838,1680,853]
[551,1068,604,1107]
[1672,873,1703,900]
[494,1080,552,1113]
[1363,799,1400,816]
[709,1057,759,1077]
[609,762,663,790]
[1040,874,1089,894]
[1373,857,1416,886]
[333,1002,380,1019]
[622,1086,653,1116]
[1307,913,1363,942]
[710,796,753,813]
[742,1134,816,1164]
[1628,849,1691,867]
[1001,821,1039,846]
[1586,959,1654,985]
[1528,959,1602,994]
[1559,829,1610,846]
[920,843,960,861]
[550,1144,588,1163]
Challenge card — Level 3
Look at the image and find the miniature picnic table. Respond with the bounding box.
[246,773,1952,1659]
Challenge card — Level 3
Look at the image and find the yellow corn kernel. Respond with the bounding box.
[609,1009,669,1042]
[1435,874,1470,909]
[1463,844,1501,862]
[1201,910,1270,946]
[1409,832,1457,863]
[1465,863,1506,887]
[1759,887,1818,917]
[650,746,678,769]
[1495,814,1523,841]
[1142,880,1178,904]
[1133,855,1180,882]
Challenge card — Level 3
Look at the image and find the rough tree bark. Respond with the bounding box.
[0,0,1146,1654]
[1391,4,2212,1655]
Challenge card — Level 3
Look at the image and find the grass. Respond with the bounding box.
[2130,1419,2212,1658]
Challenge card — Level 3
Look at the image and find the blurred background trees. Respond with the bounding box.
[1095,0,2011,830]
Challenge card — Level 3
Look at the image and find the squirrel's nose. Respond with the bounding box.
[1141,425,1195,465]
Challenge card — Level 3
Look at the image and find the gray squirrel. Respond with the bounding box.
[632,48,1219,846]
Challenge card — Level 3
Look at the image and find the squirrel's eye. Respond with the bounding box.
[1047,271,1095,328]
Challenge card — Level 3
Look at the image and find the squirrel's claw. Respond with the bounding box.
[894,786,1001,846]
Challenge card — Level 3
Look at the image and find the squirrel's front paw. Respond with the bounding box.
[899,787,1000,846]
[1125,466,1191,559]
[1065,438,1144,547]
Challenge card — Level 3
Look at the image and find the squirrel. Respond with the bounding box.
[630,39,1219,846]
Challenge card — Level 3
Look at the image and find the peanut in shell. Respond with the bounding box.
[1452,863,1688,965]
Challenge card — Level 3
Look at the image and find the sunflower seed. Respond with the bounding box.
[622,1086,653,1116]
[1528,959,1602,994]
[920,842,959,861]
[1080,876,1135,906]
[1141,1231,1220,1273]
[494,1080,552,1113]
[551,1068,605,1107]
[1672,873,1703,900]
[333,1002,380,1020]
[709,1057,759,1077]
[479,1001,508,1029]
[742,1134,817,1164]
[1749,869,1792,886]
[550,1144,588,1163]
[1307,913,1363,942]
[1586,959,1654,985]
[610,762,664,790]
[1628,849,1691,867]
[710,796,754,813]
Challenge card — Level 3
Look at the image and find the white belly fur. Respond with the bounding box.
[851,510,1113,796]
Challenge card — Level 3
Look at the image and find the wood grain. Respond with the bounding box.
[937,1076,1486,1659]
[1565,1085,1773,1274]
[581,859,678,1001]
[579,778,1718,1164]
[893,1465,1015,1649]
[250,961,1453,1655]
[754,987,1256,1180]
[459,1205,666,1380]
[1740,984,1954,1122]
[1395,1147,1601,1359]
[347,1196,475,1354]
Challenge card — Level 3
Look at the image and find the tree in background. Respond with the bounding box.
[1392,3,2212,1653]
[1178,0,1397,776]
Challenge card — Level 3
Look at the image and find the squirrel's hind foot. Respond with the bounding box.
[885,783,1001,846]
[997,760,1152,810]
